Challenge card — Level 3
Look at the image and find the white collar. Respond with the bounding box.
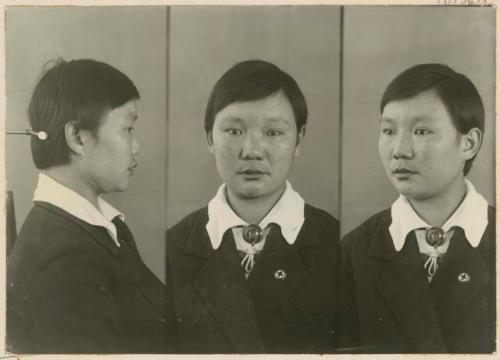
[389,179,489,251]
[206,181,305,250]
[33,173,124,247]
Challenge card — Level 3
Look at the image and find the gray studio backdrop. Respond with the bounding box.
[5,5,495,281]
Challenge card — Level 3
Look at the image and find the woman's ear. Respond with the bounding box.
[294,125,306,157]
[461,127,483,161]
[65,121,85,155]
[207,131,215,154]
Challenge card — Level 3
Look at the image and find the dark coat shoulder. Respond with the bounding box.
[305,203,339,233]
[8,202,170,354]
[165,202,340,353]
[339,204,496,353]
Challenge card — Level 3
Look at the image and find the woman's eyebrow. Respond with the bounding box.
[218,116,244,124]
[265,117,293,127]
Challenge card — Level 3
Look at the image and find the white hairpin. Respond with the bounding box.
[7,129,48,140]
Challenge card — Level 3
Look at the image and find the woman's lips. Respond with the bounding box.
[393,168,416,179]
[127,163,138,175]
[238,169,267,179]
[393,168,415,174]
[240,169,265,175]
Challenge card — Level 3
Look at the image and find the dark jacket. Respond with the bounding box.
[339,207,496,353]
[166,204,340,353]
[7,201,171,354]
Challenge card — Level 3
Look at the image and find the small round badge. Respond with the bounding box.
[457,272,471,284]
[274,269,287,280]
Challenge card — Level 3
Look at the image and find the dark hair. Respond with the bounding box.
[380,63,484,175]
[29,58,140,169]
[204,60,308,134]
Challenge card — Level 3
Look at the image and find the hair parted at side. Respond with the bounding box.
[29,58,140,170]
[204,60,308,134]
[380,63,485,175]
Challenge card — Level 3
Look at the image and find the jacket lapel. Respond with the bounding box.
[116,234,167,318]
[36,201,120,257]
[248,224,312,310]
[83,214,167,318]
[369,220,446,352]
[186,214,265,352]
[431,228,490,321]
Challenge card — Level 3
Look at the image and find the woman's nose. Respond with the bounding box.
[393,133,413,159]
[240,132,264,160]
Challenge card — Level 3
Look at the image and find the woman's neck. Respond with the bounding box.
[409,178,467,227]
[44,166,99,208]
[226,185,285,225]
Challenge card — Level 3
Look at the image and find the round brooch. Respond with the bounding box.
[425,227,446,247]
[243,224,263,245]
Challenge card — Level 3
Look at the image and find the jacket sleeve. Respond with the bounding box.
[28,252,126,353]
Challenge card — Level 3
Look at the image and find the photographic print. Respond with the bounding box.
[2,2,496,356]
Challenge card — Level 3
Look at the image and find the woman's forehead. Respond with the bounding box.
[215,93,295,123]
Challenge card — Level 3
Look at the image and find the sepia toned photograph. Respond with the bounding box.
[2,2,496,356]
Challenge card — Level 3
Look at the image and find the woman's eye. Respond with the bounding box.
[381,128,393,135]
[415,128,431,136]
[225,129,242,136]
[126,127,135,134]
[267,129,283,137]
